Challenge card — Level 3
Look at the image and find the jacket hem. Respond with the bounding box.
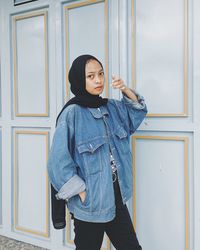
[68,205,116,223]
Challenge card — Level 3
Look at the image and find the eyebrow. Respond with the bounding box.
[86,69,104,74]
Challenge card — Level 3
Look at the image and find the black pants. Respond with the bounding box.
[73,180,142,250]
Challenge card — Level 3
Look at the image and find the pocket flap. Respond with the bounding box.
[77,137,106,154]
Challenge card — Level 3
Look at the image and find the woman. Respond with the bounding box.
[47,54,147,250]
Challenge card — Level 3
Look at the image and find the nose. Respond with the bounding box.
[95,75,101,84]
[94,76,101,84]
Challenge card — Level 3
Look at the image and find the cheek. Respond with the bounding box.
[85,81,93,92]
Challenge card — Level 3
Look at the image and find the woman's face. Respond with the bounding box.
[85,59,104,95]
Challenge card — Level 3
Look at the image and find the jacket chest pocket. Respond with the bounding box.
[114,126,130,154]
[77,137,106,175]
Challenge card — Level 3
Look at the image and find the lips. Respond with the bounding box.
[95,86,103,90]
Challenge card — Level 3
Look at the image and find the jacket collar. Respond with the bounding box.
[88,106,109,118]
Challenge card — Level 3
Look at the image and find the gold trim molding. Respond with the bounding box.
[132,135,189,250]
[14,130,49,237]
[13,11,49,117]
[132,0,188,117]
[65,0,109,100]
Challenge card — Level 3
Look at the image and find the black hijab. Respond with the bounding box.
[56,54,108,124]
[51,55,108,229]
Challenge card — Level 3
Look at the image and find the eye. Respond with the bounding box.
[99,72,104,76]
[87,75,94,79]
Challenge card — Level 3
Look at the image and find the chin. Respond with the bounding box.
[98,91,104,95]
[93,89,104,95]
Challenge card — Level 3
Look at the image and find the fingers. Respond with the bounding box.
[79,191,86,203]
[111,75,126,90]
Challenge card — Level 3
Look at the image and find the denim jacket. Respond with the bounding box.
[47,91,147,222]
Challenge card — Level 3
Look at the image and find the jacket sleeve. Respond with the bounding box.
[47,119,86,200]
[113,89,147,135]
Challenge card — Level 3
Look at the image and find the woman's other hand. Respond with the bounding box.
[79,191,86,203]
[111,74,138,102]
[111,75,127,90]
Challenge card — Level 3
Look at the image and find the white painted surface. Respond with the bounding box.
[193,0,200,249]
[15,132,48,233]
[0,131,2,226]
[66,1,106,99]
[68,2,105,67]
[135,138,186,250]
[15,14,47,115]
[135,0,185,115]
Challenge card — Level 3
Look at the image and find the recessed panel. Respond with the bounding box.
[13,12,48,116]
[0,56,1,117]
[134,0,187,116]
[0,130,2,225]
[133,136,188,250]
[14,131,49,237]
[65,1,108,98]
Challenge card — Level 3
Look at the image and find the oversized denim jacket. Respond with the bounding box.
[47,91,147,222]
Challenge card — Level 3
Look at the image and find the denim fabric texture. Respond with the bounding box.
[47,91,147,222]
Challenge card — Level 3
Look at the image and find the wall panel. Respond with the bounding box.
[133,136,189,250]
[12,11,49,117]
[64,0,109,99]
[0,130,2,225]
[133,0,188,116]
[13,130,49,237]
[0,51,2,117]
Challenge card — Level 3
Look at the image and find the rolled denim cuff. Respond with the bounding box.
[55,175,86,200]
[123,89,146,110]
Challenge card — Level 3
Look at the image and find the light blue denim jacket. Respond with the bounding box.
[47,91,147,222]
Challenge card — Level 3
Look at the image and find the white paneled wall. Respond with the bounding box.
[133,135,190,250]
[0,130,2,226]
[134,0,187,116]
[0,0,2,228]
[64,0,109,101]
[0,0,199,250]
[13,130,49,237]
[13,11,49,116]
